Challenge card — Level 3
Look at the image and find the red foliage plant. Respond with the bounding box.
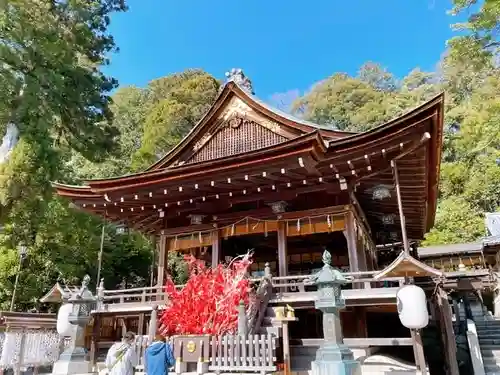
[159,253,255,336]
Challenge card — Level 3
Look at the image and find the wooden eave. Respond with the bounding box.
[318,93,444,240]
[53,94,444,239]
[61,131,327,194]
[146,82,355,171]
[0,311,57,329]
[374,251,444,279]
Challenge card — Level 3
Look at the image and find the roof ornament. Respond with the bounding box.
[225,68,254,95]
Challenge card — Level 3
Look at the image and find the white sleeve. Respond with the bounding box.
[105,344,116,369]
[127,346,139,368]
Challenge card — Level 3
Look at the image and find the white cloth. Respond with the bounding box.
[105,342,138,375]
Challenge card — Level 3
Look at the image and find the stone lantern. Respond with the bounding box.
[52,275,96,375]
[308,250,361,375]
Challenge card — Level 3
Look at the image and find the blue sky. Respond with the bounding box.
[105,0,464,103]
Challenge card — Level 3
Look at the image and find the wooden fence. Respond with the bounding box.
[134,333,277,375]
[208,334,277,374]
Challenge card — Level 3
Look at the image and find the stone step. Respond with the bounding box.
[480,339,500,345]
[481,348,500,353]
[483,357,500,365]
[485,364,500,373]
[478,334,500,340]
[481,348,500,357]
[476,323,500,328]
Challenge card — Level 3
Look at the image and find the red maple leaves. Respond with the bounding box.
[159,253,254,336]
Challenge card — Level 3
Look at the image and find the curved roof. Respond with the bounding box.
[52,77,444,242]
[146,81,356,171]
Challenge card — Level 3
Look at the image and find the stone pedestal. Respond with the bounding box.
[308,250,361,375]
[311,309,361,375]
[52,347,92,375]
[311,343,361,375]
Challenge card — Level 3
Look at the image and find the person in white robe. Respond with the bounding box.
[105,331,138,375]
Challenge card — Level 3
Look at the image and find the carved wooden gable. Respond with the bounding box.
[175,96,291,166]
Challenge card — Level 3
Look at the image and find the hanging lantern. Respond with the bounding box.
[381,214,396,225]
[396,285,429,329]
[188,215,205,225]
[115,223,126,234]
[371,185,392,200]
[268,201,287,214]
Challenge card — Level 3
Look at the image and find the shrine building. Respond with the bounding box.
[53,69,443,283]
[51,69,463,374]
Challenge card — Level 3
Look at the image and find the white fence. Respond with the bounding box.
[0,330,66,373]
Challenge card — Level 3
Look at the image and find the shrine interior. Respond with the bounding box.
[220,231,350,277]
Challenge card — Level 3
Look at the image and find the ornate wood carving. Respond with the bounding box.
[186,117,287,164]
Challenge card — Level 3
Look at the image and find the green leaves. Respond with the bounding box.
[422,197,486,246]
[131,70,220,170]
[0,0,125,162]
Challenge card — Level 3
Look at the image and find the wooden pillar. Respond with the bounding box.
[344,212,359,273]
[353,307,368,337]
[437,287,460,375]
[211,229,220,268]
[157,234,166,287]
[355,227,368,272]
[138,312,145,336]
[90,314,101,369]
[392,160,410,254]
[277,221,288,277]
[411,329,427,375]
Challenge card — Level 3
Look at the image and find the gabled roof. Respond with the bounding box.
[374,251,444,279]
[146,78,355,171]
[39,282,80,303]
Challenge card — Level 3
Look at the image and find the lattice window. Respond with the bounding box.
[187,119,287,164]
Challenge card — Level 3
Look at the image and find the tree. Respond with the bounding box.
[0,0,125,160]
[292,48,499,245]
[422,197,485,245]
[132,70,220,170]
[449,0,500,55]
[358,62,397,92]
[0,0,132,310]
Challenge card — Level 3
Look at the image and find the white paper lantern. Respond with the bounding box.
[57,303,74,336]
[396,285,429,329]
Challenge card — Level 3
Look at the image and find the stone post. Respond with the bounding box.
[237,300,248,336]
[308,250,361,375]
[52,275,97,375]
[149,305,158,342]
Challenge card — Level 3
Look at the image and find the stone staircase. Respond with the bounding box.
[476,320,500,375]
[462,296,500,375]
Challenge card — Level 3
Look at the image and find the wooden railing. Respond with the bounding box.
[96,284,182,311]
[269,270,405,293]
[95,266,435,312]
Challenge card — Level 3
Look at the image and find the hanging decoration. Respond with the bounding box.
[370,185,392,200]
[159,252,255,336]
